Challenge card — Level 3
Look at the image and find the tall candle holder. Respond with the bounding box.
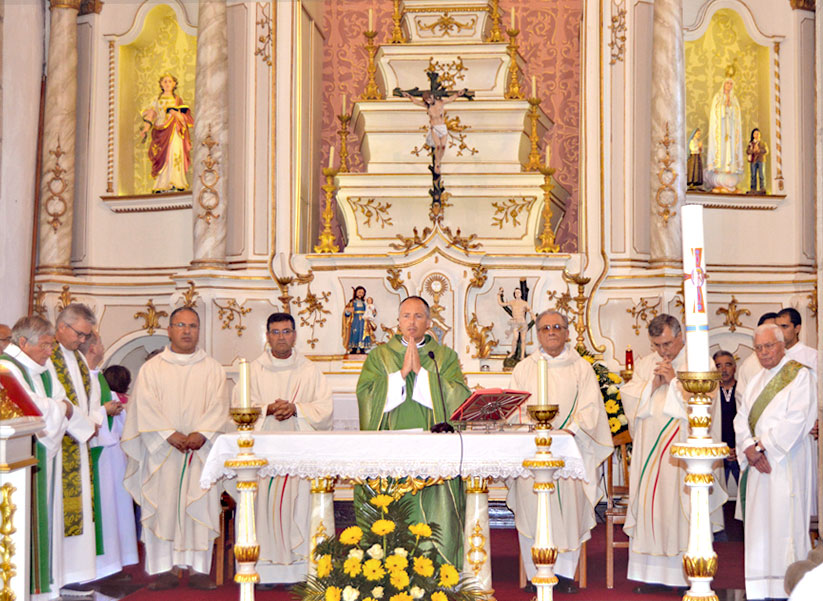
[562,269,592,348]
[670,371,728,601]
[389,0,406,44]
[486,0,504,42]
[273,260,313,313]
[226,407,266,601]
[536,165,560,253]
[523,404,563,600]
[337,112,351,173]
[504,27,524,100]
[362,30,382,100]
[314,167,340,253]
[524,97,543,171]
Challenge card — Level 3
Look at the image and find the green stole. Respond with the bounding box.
[0,352,53,593]
[98,372,114,430]
[740,359,804,519]
[50,345,104,554]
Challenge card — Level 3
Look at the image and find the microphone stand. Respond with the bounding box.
[427,350,455,433]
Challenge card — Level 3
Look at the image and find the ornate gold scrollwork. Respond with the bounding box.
[670,445,729,459]
[386,267,405,291]
[466,521,487,577]
[181,280,199,308]
[466,313,498,359]
[215,298,252,337]
[608,1,627,65]
[32,285,47,318]
[627,297,661,336]
[0,483,17,600]
[56,285,76,313]
[351,197,394,228]
[197,125,221,224]
[469,265,487,289]
[654,122,677,224]
[254,2,273,66]
[357,476,445,499]
[417,12,476,36]
[425,56,468,91]
[133,300,168,336]
[390,226,432,254]
[294,285,332,349]
[44,141,68,232]
[0,389,25,420]
[491,197,535,229]
[715,296,750,333]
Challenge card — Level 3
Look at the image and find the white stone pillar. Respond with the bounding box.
[649,0,685,263]
[36,0,81,276]
[190,0,229,269]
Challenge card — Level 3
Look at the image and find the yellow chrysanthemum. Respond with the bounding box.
[385,554,408,571]
[438,564,459,588]
[431,592,448,601]
[389,593,412,601]
[604,399,619,414]
[371,519,396,536]
[363,558,385,581]
[408,523,432,538]
[412,556,434,578]
[583,354,595,364]
[389,569,409,590]
[609,416,621,433]
[344,556,363,577]
[325,586,342,601]
[340,525,364,545]
[370,494,394,511]
[317,554,333,579]
[608,371,622,383]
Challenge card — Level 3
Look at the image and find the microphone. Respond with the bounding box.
[427,350,455,433]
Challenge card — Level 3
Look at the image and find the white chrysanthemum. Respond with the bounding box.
[343,585,360,601]
[367,543,384,560]
[618,414,628,425]
[393,547,408,557]
[371,586,384,599]
[348,548,364,561]
[607,385,619,395]
[410,586,425,599]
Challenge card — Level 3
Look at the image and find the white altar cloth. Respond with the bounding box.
[200,430,585,489]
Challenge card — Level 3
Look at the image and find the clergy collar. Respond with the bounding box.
[261,348,300,370]
[160,346,207,365]
[539,344,574,364]
[4,343,48,375]
[400,336,427,348]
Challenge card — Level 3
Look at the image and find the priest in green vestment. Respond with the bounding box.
[356,296,470,568]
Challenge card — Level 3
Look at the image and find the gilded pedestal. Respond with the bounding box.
[308,476,336,576]
[463,476,493,598]
[670,372,728,601]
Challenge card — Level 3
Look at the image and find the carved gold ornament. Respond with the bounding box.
[134,300,168,336]
[411,115,477,159]
[390,0,406,44]
[314,167,340,253]
[310,477,336,494]
[532,482,556,492]
[356,476,445,499]
[670,445,729,459]
[716,296,750,333]
[362,30,382,100]
[56,285,76,313]
[684,473,714,485]
[294,285,332,349]
[254,2,273,67]
[233,573,260,584]
[197,125,221,224]
[485,0,504,42]
[418,12,476,36]
[0,389,25,420]
[468,265,487,289]
[466,313,498,359]
[336,113,352,173]
[463,477,489,494]
[32,285,47,318]
[0,483,16,601]
[465,521,487,577]
[683,553,718,578]
[531,547,558,566]
[235,481,258,491]
[609,1,627,65]
[181,280,199,308]
[524,97,544,171]
[809,286,818,318]
[386,267,405,291]
[215,298,252,337]
[390,226,432,254]
[536,166,559,253]
[423,273,449,322]
[504,25,523,100]
[44,139,68,232]
[654,122,677,224]
[233,544,260,563]
[350,197,394,228]
[442,224,482,253]
[688,416,711,429]
[425,56,468,91]
[627,297,661,336]
[491,196,535,229]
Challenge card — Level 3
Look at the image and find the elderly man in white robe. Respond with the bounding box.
[233,312,333,588]
[122,307,228,590]
[734,323,817,601]
[621,314,726,593]
[0,315,94,599]
[506,310,613,594]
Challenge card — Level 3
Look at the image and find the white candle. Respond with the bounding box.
[511,7,516,29]
[537,356,548,404]
[328,146,335,168]
[545,144,551,167]
[681,204,710,371]
[238,359,250,409]
[531,75,537,98]
[342,93,347,115]
[368,8,373,31]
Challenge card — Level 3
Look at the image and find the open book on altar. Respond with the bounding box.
[450,388,531,422]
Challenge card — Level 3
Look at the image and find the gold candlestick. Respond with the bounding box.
[389,0,406,44]
[563,269,592,348]
[362,30,382,100]
[486,0,504,42]
[314,167,340,253]
[273,260,313,314]
[504,27,524,100]
[524,97,543,171]
[337,112,351,173]
[536,165,560,253]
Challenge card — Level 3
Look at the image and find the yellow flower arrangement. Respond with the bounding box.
[389,569,410,590]
[344,556,363,577]
[604,399,619,414]
[370,494,394,511]
[408,523,432,538]
[325,586,342,601]
[431,593,447,601]
[609,416,621,433]
[371,519,396,536]
[438,564,459,588]
[340,525,364,545]
[608,371,622,383]
[317,554,332,578]
[412,556,434,578]
[389,593,412,601]
[385,554,408,571]
[363,558,386,581]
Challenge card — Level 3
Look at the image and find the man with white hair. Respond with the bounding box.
[620,314,726,592]
[0,316,94,598]
[506,310,612,593]
[734,323,817,600]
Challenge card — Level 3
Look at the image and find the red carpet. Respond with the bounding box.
[119,514,745,601]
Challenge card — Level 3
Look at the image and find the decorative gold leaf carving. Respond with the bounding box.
[197,125,221,224]
[466,521,487,577]
[442,225,482,253]
[215,299,252,337]
[0,483,17,600]
[390,226,432,255]
[181,280,199,308]
[254,2,273,67]
[627,298,662,336]
[134,300,168,336]
[294,286,331,349]
[350,197,394,228]
[608,1,627,65]
[44,139,68,232]
[32,285,47,318]
[386,267,404,291]
[425,56,468,91]
[491,197,535,229]
[715,296,750,333]
[466,313,498,359]
[417,13,476,35]
[469,265,487,290]
[56,285,75,313]
[654,122,677,224]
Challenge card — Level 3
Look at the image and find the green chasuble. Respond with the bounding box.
[356,334,471,568]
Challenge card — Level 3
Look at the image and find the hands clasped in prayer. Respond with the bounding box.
[266,399,297,421]
[167,431,207,452]
[652,358,676,391]
[400,335,423,378]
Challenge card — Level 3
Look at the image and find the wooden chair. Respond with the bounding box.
[605,429,632,589]
[212,492,236,586]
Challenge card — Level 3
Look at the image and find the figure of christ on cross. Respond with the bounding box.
[394,72,474,176]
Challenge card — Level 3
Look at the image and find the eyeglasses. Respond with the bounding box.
[754,341,780,353]
[267,328,294,337]
[65,322,92,340]
[170,322,199,330]
[538,324,566,332]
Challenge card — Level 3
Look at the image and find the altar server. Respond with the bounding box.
[734,323,816,600]
[122,307,228,590]
[236,312,333,587]
[506,310,612,593]
[621,314,726,591]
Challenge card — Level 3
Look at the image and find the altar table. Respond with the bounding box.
[201,430,584,593]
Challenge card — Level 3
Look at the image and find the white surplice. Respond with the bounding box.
[505,347,613,579]
[620,348,726,587]
[122,348,228,575]
[234,349,333,583]
[734,356,816,600]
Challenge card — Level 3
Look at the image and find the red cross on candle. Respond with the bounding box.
[683,247,706,313]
